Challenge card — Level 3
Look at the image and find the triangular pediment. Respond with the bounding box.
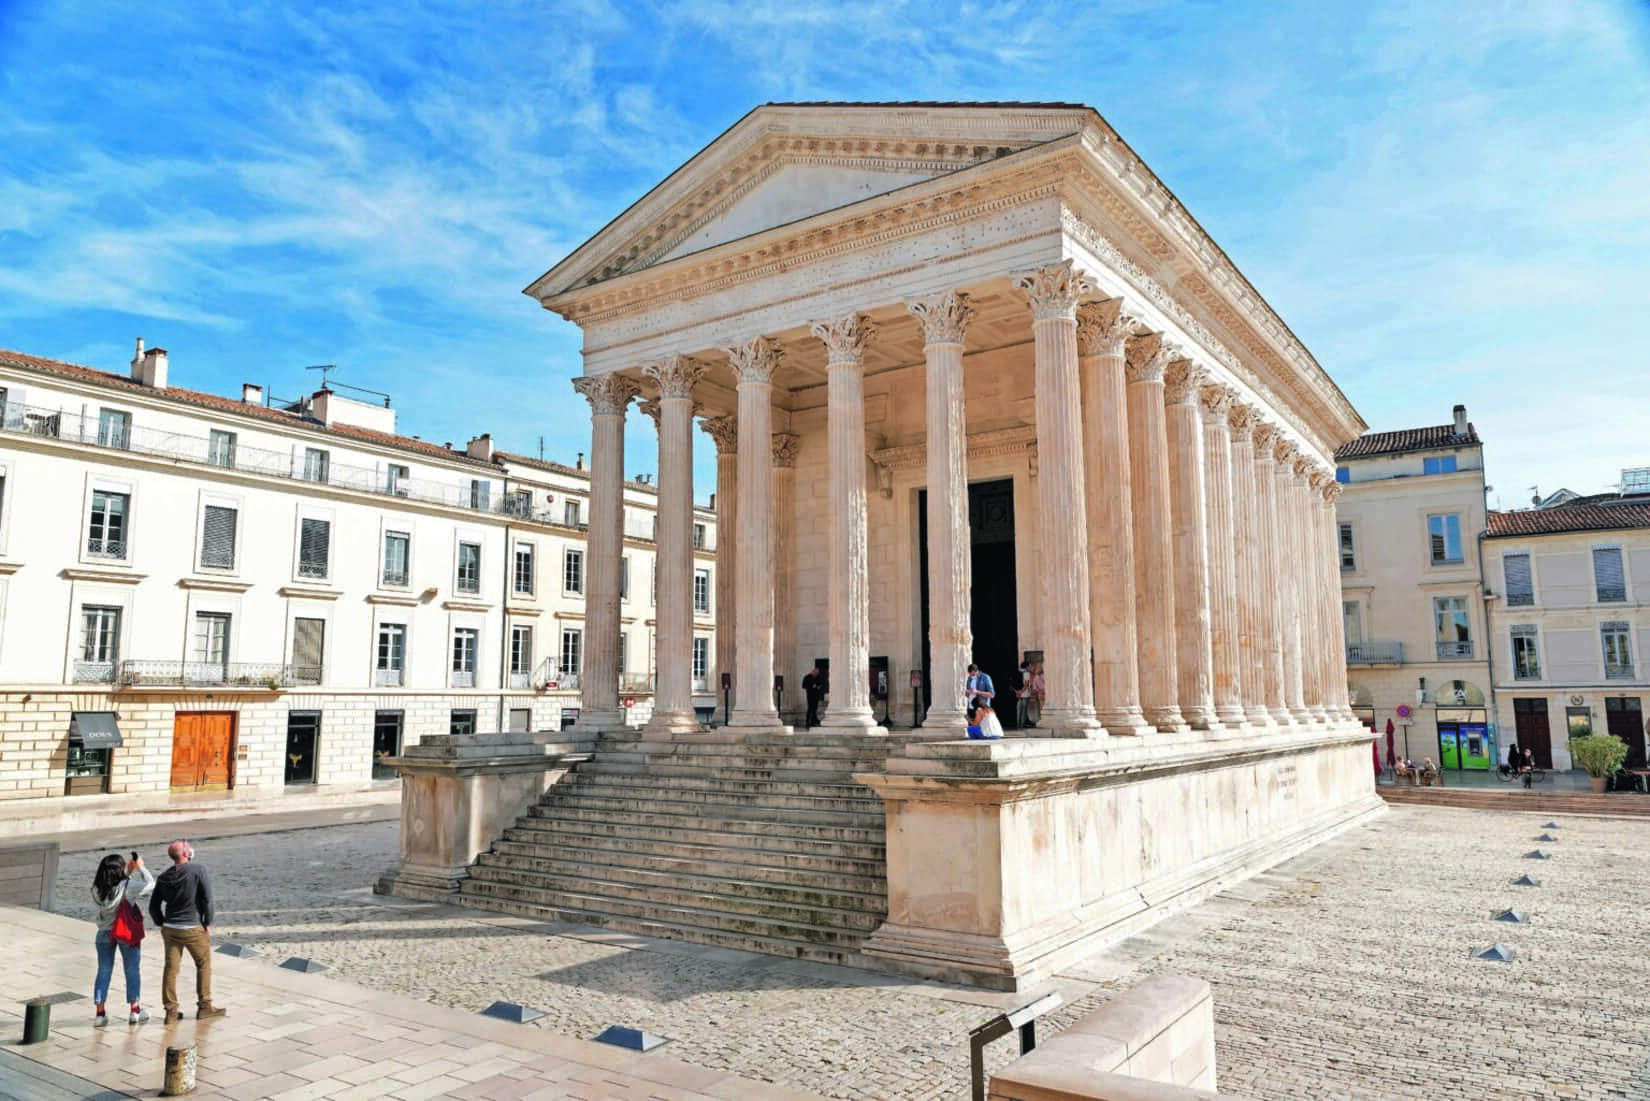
[528,103,1096,300]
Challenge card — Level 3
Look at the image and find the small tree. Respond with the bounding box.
[1569,734,1627,779]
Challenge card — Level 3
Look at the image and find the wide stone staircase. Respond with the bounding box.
[457,730,903,966]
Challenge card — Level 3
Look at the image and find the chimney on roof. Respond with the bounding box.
[465,434,494,462]
[130,338,169,388]
[576,451,585,471]
[1453,404,1468,435]
[241,383,264,405]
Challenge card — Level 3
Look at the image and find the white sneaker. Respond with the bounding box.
[129,1006,149,1025]
[94,1012,109,1027]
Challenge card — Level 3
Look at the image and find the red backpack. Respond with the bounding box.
[111,897,146,947]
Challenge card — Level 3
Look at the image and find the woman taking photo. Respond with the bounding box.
[92,851,155,1025]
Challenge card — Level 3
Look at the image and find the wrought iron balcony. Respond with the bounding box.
[73,661,117,683]
[508,671,533,689]
[86,538,127,559]
[117,661,294,688]
[1436,640,1475,660]
[1345,641,1403,665]
[450,670,476,688]
[374,668,404,687]
[619,673,653,693]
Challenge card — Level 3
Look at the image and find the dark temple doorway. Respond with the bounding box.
[918,478,1020,721]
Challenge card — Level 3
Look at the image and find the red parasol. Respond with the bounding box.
[1384,719,1397,768]
[1372,739,1382,778]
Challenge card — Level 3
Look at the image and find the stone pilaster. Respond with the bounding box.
[641,356,704,736]
[908,290,975,733]
[701,415,738,714]
[810,314,885,732]
[1199,384,1246,727]
[1014,262,1103,737]
[1274,441,1309,722]
[1251,425,1291,724]
[1321,481,1353,719]
[1124,331,1187,733]
[772,431,800,717]
[1228,405,1272,726]
[1163,358,1217,731]
[725,337,786,730]
[1077,300,1148,733]
[572,374,640,731]
[1303,467,1332,722]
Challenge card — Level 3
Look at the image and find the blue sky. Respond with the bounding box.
[2,0,1647,507]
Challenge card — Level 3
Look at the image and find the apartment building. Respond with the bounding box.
[1334,405,1494,771]
[1483,482,1650,771]
[0,343,715,802]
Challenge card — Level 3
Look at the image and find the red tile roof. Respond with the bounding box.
[767,101,1088,110]
[1334,422,1480,461]
[1487,501,1650,537]
[0,348,490,466]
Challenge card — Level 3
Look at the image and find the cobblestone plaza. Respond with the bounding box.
[46,803,1650,1100]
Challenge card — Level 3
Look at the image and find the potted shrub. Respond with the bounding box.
[1569,734,1627,793]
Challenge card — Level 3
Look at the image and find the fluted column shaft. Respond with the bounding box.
[642,359,702,735]
[726,338,785,728]
[1274,447,1309,721]
[1321,483,1352,718]
[1252,428,1290,723]
[1297,466,1329,722]
[1229,409,1271,725]
[702,417,738,708]
[1124,333,1186,732]
[772,433,799,715]
[1164,360,1217,730]
[909,292,975,732]
[1201,386,1245,726]
[1017,264,1102,736]
[572,375,639,730]
[1078,302,1147,733]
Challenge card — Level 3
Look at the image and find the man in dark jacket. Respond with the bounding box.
[149,840,226,1023]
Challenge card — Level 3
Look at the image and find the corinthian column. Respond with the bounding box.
[701,415,738,714]
[725,337,786,730]
[1124,332,1187,733]
[1163,358,1217,731]
[572,374,640,731]
[1304,467,1332,722]
[1274,442,1309,722]
[1251,424,1290,724]
[1321,481,1352,719]
[1199,383,1245,726]
[1014,262,1103,737]
[1077,300,1148,733]
[908,291,975,733]
[810,313,884,733]
[1229,405,1271,726]
[772,431,799,717]
[640,357,703,736]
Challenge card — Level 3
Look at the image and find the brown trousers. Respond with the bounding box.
[160,925,214,1013]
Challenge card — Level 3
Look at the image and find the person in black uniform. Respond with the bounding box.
[802,665,825,729]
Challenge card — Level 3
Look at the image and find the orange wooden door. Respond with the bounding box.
[198,713,234,790]
[170,714,202,789]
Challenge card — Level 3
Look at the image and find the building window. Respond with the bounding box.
[386,464,410,496]
[564,548,584,594]
[1593,546,1626,603]
[1511,625,1540,680]
[693,523,707,549]
[617,631,628,675]
[298,517,331,579]
[1503,552,1534,606]
[508,708,532,732]
[456,542,481,594]
[200,505,237,570]
[285,712,320,785]
[1433,595,1472,659]
[1334,466,1349,484]
[193,612,230,678]
[1423,455,1457,475]
[620,556,630,601]
[303,447,330,483]
[78,606,121,681]
[291,617,325,685]
[694,568,711,614]
[1342,601,1363,648]
[1337,523,1356,571]
[382,531,410,587]
[469,479,490,510]
[372,711,403,780]
[1602,621,1634,679]
[208,430,237,468]
[513,543,535,596]
[692,636,708,679]
[1427,513,1462,565]
[87,490,130,559]
[559,628,582,677]
[376,623,406,686]
[97,409,131,449]
[510,625,533,687]
[449,709,478,736]
[564,499,582,527]
[451,627,478,687]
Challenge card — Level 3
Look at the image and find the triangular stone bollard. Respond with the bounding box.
[278,957,329,974]
[1491,909,1527,923]
[1472,943,1517,962]
[1511,874,1541,887]
[1535,834,1559,842]
[1542,822,1561,829]
[1524,850,1550,860]
[480,1002,544,1024]
[593,1025,670,1051]
[215,943,259,958]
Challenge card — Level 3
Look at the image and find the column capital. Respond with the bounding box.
[1075,298,1137,357]
[1226,401,1257,437]
[771,432,800,468]
[1308,467,1331,491]
[700,414,738,455]
[907,290,975,345]
[1273,439,1299,467]
[1123,331,1175,384]
[1199,381,1236,419]
[809,314,878,365]
[573,374,641,415]
[1013,260,1093,322]
[1291,454,1313,479]
[642,355,706,400]
[1252,421,1281,454]
[1322,481,1343,504]
[1162,358,1207,404]
[638,398,662,427]
[726,337,785,385]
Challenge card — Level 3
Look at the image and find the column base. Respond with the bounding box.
[1144,705,1189,733]
[1214,704,1248,727]
[1181,704,1220,732]
[644,709,703,736]
[728,709,793,734]
[1097,706,1152,735]
[1243,706,1275,727]
[580,709,626,734]
[819,706,887,736]
[1037,707,1107,738]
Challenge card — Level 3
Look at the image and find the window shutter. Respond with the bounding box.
[300,518,330,575]
[1593,547,1626,601]
[291,618,324,683]
[201,506,237,568]
[1502,553,1533,606]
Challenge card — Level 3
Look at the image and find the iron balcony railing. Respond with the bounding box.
[86,538,128,559]
[1436,640,1475,659]
[73,661,117,683]
[1345,641,1403,665]
[117,661,295,687]
[374,668,404,687]
[450,670,476,688]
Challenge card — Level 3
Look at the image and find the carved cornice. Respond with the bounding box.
[642,355,705,400]
[1162,358,1205,404]
[1075,298,1136,358]
[869,426,1037,497]
[1013,260,1092,322]
[907,291,976,345]
[178,577,254,594]
[1199,382,1236,420]
[1123,332,1174,384]
[700,415,738,455]
[771,433,801,468]
[726,337,784,385]
[809,313,877,365]
[60,567,146,585]
[572,374,641,415]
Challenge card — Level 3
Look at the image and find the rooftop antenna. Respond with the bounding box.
[539,435,545,461]
[306,364,339,391]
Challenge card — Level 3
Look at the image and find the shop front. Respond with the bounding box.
[66,711,122,795]
[1434,680,1490,771]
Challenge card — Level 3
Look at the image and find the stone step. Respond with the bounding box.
[595,750,893,774]
[529,791,884,827]
[566,771,882,802]
[460,876,881,944]
[507,809,886,851]
[1380,788,1650,817]
[491,836,885,881]
[466,861,887,925]
[479,844,884,899]
[580,759,878,785]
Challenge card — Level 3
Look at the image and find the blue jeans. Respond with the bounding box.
[93,928,142,1006]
